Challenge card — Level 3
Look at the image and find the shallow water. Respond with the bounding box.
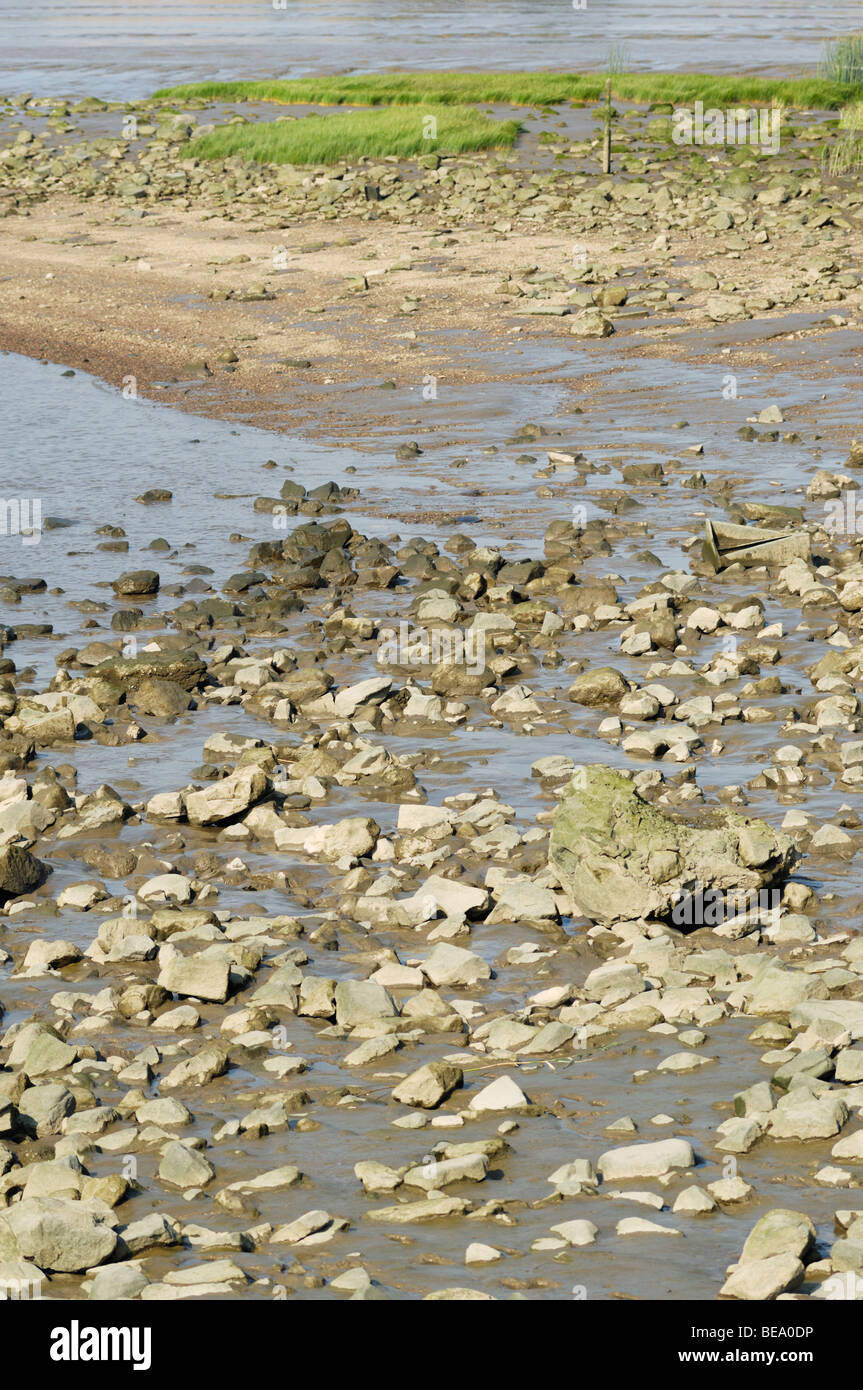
[2,0,863,100]
[2,234,863,1299]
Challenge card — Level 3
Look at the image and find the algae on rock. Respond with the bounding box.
[549,765,797,924]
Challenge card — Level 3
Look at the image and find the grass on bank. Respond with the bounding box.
[183,105,521,165]
[155,71,863,112]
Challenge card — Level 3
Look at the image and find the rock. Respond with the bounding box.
[0,1197,117,1272]
[705,294,751,323]
[468,1075,530,1112]
[160,1044,228,1091]
[464,1242,501,1264]
[831,1130,863,1162]
[271,1209,342,1245]
[404,1154,488,1189]
[715,1117,763,1154]
[569,667,629,708]
[334,980,397,1027]
[419,874,488,917]
[91,650,205,692]
[88,1263,149,1299]
[9,1024,76,1075]
[570,308,614,337]
[112,569,159,595]
[185,764,268,826]
[487,881,558,923]
[549,1219,598,1246]
[354,1161,402,1194]
[367,1196,469,1225]
[708,1177,754,1203]
[158,957,230,1003]
[0,844,49,901]
[720,1254,803,1300]
[790,1000,863,1040]
[739,1209,815,1263]
[616,1217,682,1237]
[549,765,797,923]
[547,1160,598,1195]
[597,1138,695,1182]
[745,965,828,1017]
[132,678,192,717]
[391,1062,463,1109]
[766,1092,847,1140]
[420,943,491,987]
[672,1185,717,1215]
[16,1084,75,1137]
[115,1214,180,1256]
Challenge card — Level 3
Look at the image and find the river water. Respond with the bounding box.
[2,0,862,100]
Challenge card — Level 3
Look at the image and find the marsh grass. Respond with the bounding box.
[821,33,863,85]
[155,72,863,112]
[825,101,863,174]
[183,105,521,165]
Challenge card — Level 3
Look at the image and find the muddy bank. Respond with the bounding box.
[1,92,862,436]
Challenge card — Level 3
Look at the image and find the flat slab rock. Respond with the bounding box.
[549,765,796,923]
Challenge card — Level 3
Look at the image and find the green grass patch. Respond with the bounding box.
[155,71,863,112]
[183,105,520,165]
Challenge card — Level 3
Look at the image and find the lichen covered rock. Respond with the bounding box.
[549,765,796,924]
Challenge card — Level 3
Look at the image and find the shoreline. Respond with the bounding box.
[0,190,860,446]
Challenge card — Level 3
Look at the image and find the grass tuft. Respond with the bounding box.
[183,105,520,166]
[154,71,863,112]
[821,33,863,85]
[826,100,863,174]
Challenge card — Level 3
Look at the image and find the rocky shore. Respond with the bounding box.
[3,86,863,1303]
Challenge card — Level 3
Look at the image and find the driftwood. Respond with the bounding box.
[703,517,811,572]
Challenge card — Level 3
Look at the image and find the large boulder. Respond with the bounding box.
[549,765,796,924]
[0,1197,117,1272]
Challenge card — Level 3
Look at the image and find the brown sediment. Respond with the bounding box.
[1,194,860,438]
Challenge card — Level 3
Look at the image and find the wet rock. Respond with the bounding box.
[158,956,231,1003]
[0,844,49,901]
[158,1140,216,1189]
[720,1253,803,1300]
[597,1138,695,1182]
[468,1076,529,1112]
[334,980,397,1027]
[549,765,796,923]
[185,764,268,826]
[391,1062,463,1109]
[568,667,629,708]
[111,569,160,596]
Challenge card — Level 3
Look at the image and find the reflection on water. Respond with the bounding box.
[2,0,863,99]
